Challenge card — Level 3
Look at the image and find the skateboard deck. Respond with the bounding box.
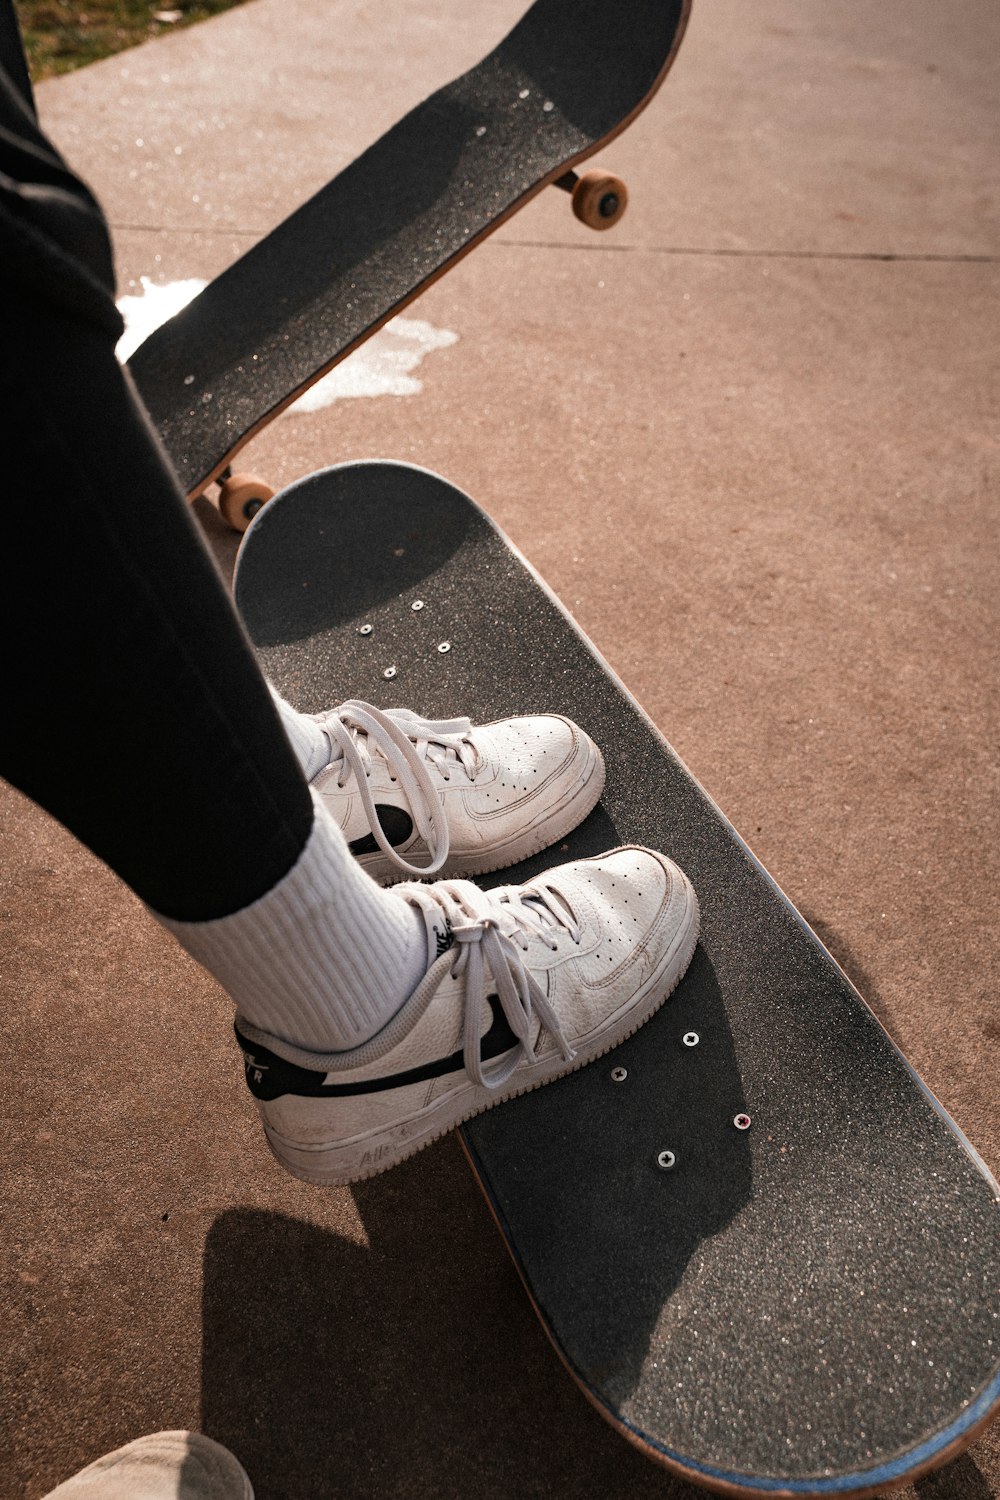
[126,0,688,519]
[231,462,1000,1498]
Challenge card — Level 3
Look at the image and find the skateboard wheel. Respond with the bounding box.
[218,473,275,532]
[571,169,628,231]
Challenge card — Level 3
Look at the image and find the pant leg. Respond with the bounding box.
[1,301,315,921]
[0,37,314,922]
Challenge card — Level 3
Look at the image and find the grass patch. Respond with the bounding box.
[14,0,250,80]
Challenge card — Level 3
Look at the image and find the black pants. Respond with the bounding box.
[0,15,313,921]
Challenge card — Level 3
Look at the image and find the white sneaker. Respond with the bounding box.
[43,1432,253,1500]
[309,700,605,882]
[235,846,699,1185]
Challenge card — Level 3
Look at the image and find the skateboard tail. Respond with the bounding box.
[462,1125,1000,1498]
[450,473,1000,1202]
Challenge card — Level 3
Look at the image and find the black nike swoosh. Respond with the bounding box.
[348,804,414,858]
[236,995,518,1103]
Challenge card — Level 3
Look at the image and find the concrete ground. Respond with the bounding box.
[3,0,998,1496]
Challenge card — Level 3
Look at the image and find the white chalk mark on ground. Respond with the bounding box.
[287,318,459,410]
[117,279,458,402]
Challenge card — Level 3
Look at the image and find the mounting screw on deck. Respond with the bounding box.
[437,641,451,653]
[682,1032,700,1048]
[358,623,373,635]
[383,665,397,679]
[411,600,425,611]
[656,1150,677,1171]
[610,1066,628,1084]
[733,1113,752,1131]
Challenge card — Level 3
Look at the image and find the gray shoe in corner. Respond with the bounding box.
[43,1432,253,1500]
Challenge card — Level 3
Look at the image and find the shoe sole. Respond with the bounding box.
[357,738,606,885]
[257,867,699,1186]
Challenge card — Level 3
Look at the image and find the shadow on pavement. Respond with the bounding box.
[914,1453,992,1500]
[200,1145,700,1500]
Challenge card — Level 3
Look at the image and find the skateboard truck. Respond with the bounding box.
[554,168,629,230]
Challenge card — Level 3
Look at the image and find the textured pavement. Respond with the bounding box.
[3,0,998,1496]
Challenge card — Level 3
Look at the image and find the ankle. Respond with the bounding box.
[269,685,330,780]
[153,794,427,1051]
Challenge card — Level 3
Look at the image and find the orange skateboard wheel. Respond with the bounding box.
[218,473,274,532]
[571,169,628,230]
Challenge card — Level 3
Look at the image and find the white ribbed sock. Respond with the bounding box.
[269,685,330,781]
[155,791,428,1051]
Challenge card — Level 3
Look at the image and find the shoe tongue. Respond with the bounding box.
[518,884,574,936]
[414,901,454,968]
[542,886,575,925]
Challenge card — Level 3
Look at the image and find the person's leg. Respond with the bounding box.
[2,280,701,1176]
[1,17,316,920]
[3,299,315,919]
[3,292,701,1163]
[1,26,700,1181]
[2,293,432,1045]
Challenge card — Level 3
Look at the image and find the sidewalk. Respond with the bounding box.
[4,1,998,1496]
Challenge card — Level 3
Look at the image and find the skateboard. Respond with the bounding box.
[126,0,689,529]
[231,461,1000,1499]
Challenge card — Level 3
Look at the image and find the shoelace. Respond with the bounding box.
[318,700,480,877]
[419,879,580,1090]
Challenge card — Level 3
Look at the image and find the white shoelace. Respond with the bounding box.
[416,878,580,1090]
[317,700,480,877]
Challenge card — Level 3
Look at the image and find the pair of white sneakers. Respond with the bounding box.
[237,701,699,1186]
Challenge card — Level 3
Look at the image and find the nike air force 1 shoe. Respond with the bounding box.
[43,1433,253,1500]
[309,700,605,882]
[236,846,699,1185]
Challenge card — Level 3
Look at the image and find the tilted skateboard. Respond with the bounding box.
[231,461,1000,1499]
[126,0,689,529]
